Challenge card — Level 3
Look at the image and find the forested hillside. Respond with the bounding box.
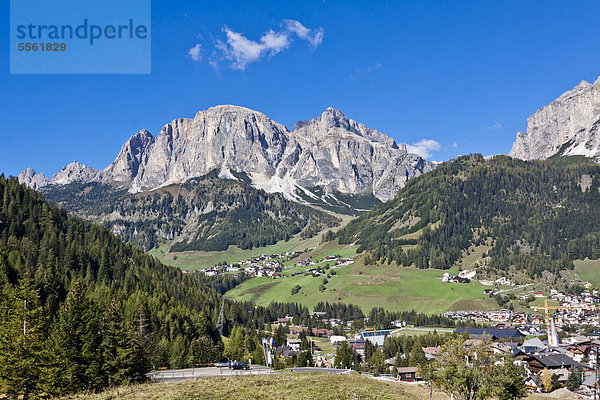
[336,154,600,277]
[1,176,466,397]
[0,175,226,396]
[42,170,340,251]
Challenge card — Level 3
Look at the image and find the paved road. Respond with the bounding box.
[148,366,353,382]
[148,365,273,382]
[288,367,353,374]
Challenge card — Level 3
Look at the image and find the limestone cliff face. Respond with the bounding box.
[50,161,102,185]
[509,78,600,160]
[128,106,291,193]
[286,107,432,201]
[17,167,49,190]
[104,129,156,185]
[19,105,434,202]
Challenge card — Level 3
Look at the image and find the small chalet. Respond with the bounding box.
[396,367,419,381]
[525,354,579,374]
[422,346,441,360]
[348,340,366,357]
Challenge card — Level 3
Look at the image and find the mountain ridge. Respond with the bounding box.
[18,105,434,203]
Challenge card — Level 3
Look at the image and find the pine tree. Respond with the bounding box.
[334,341,359,369]
[0,281,47,399]
[409,340,426,367]
[113,322,150,384]
[46,281,103,394]
[100,299,123,386]
[566,368,581,391]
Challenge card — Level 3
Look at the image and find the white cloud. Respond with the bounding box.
[488,122,502,130]
[188,44,202,61]
[406,139,442,159]
[284,19,324,47]
[216,28,267,69]
[210,19,324,70]
[260,30,290,55]
[452,142,458,148]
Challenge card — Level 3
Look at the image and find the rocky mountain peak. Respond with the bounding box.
[51,161,102,185]
[509,77,600,160]
[292,107,399,149]
[319,107,351,129]
[104,129,156,185]
[576,80,592,89]
[17,168,49,190]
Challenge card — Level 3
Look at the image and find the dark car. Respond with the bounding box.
[229,361,250,370]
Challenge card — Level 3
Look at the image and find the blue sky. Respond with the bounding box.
[2,0,600,177]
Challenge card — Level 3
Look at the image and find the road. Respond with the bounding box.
[391,327,454,335]
[148,365,274,382]
[288,367,353,374]
[148,366,354,382]
[492,283,533,296]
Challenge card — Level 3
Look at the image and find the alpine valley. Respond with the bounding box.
[6,77,600,399]
[0,78,591,329]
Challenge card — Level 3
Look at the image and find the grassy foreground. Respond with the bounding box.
[62,371,550,400]
[63,372,414,400]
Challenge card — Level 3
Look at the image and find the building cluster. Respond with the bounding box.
[441,272,470,283]
[548,288,600,306]
[454,327,600,396]
[445,308,600,329]
[445,287,600,329]
[191,252,354,278]
[188,251,301,277]
[264,299,600,393]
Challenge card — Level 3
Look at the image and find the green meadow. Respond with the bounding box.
[226,260,499,314]
[573,259,600,286]
[147,214,356,270]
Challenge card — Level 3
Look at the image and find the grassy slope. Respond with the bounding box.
[63,372,416,400]
[63,371,549,400]
[227,256,499,314]
[573,259,600,285]
[149,235,322,270]
[224,210,502,315]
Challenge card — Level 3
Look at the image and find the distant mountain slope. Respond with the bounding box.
[336,154,600,277]
[510,77,600,161]
[19,105,434,203]
[42,170,340,251]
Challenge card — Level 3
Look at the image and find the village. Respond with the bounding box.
[184,252,600,396]
[187,251,354,278]
[241,282,600,397]
[445,286,600,329]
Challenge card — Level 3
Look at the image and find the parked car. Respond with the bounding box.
[215,361,231,367]
[229,361,250,370]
